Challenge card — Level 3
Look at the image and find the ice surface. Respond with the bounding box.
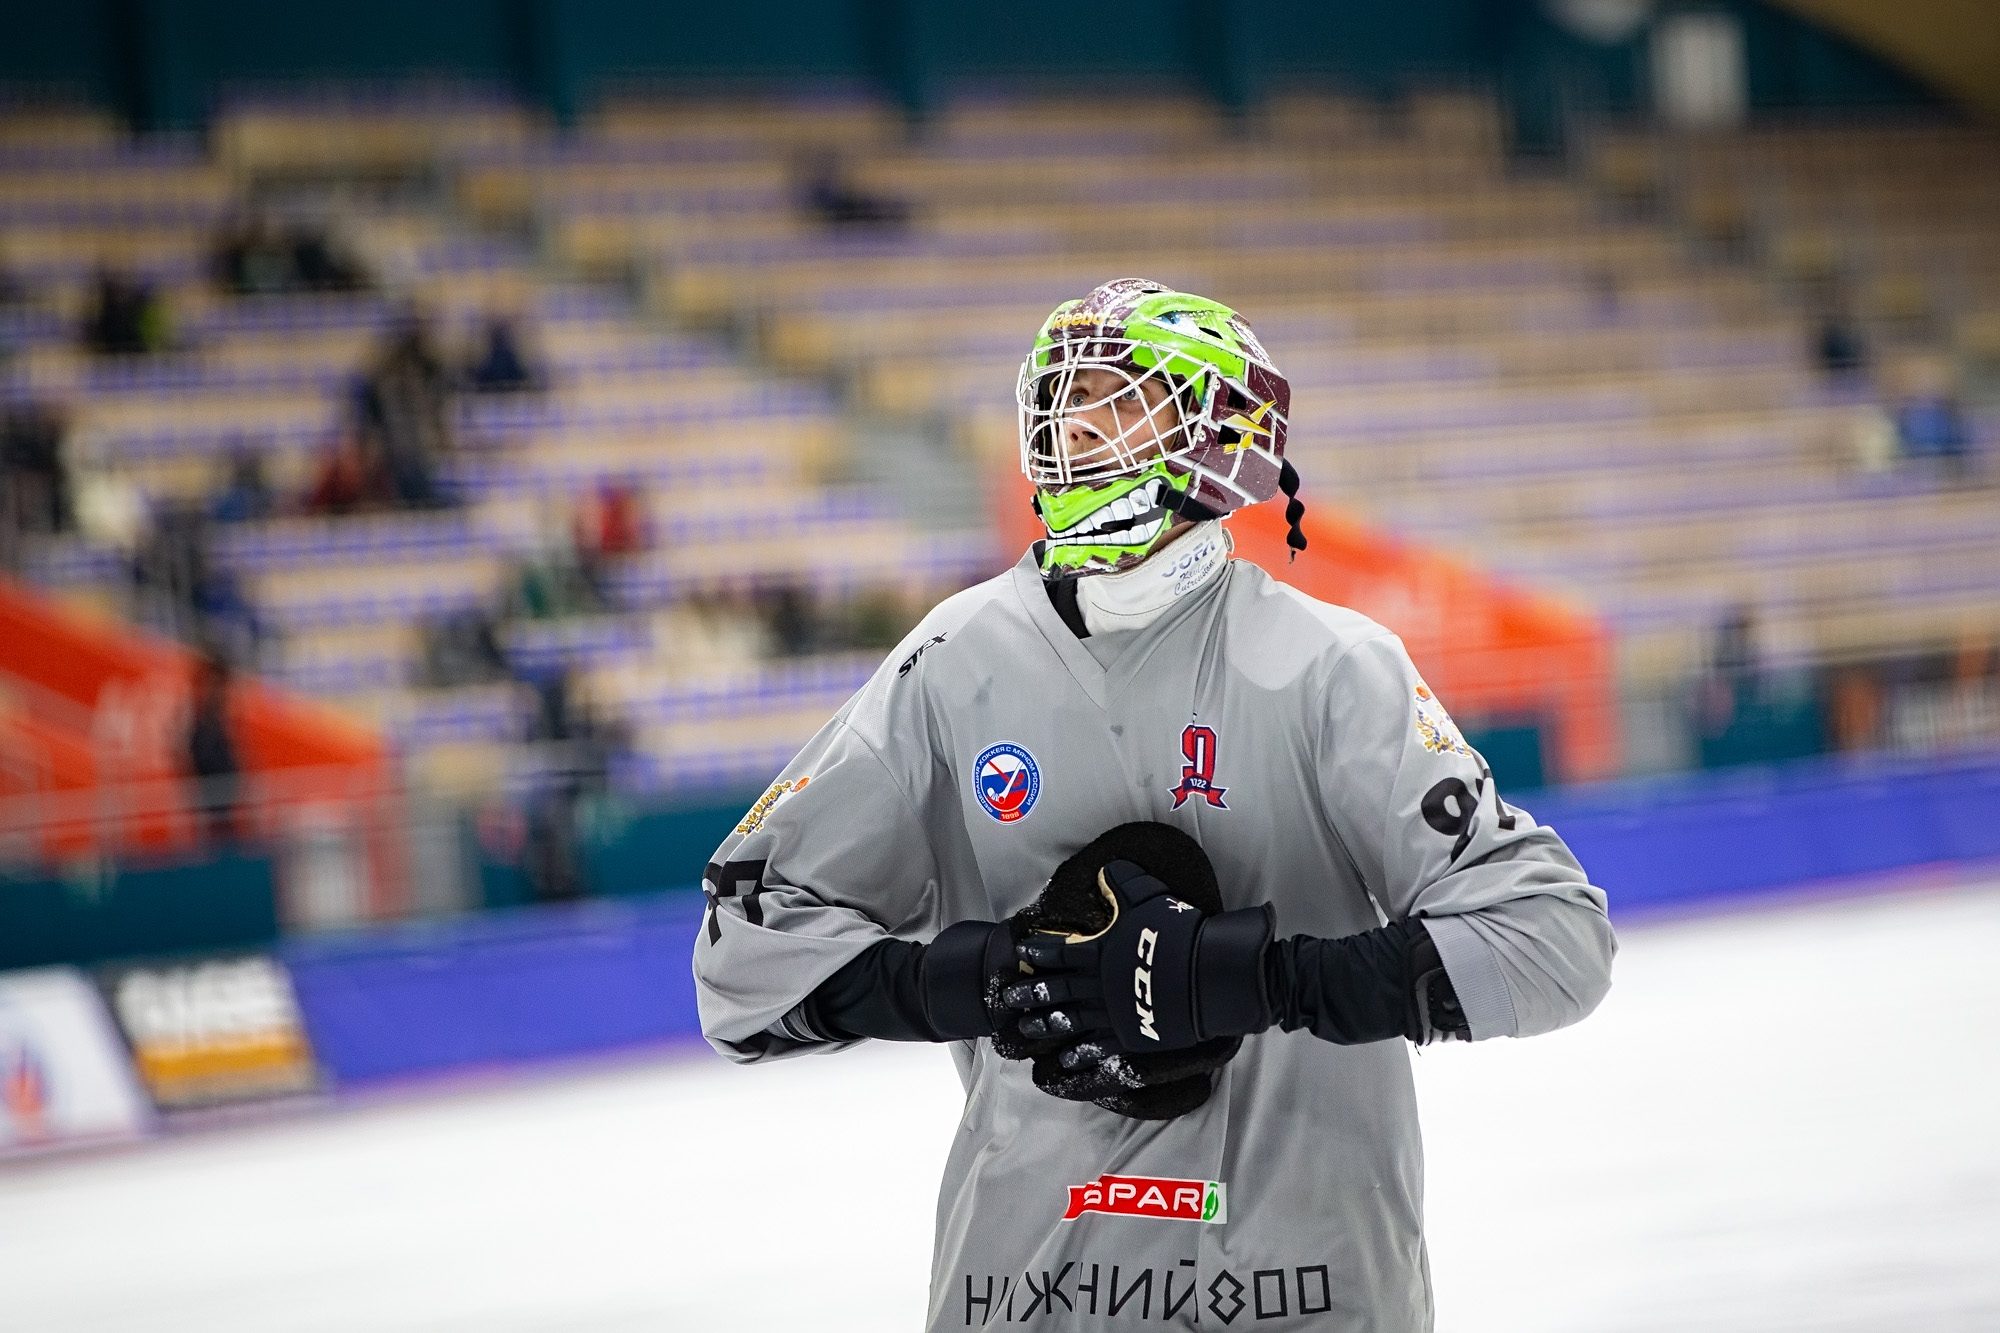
[2,884,1996,1331]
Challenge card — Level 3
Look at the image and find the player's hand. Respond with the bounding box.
[918,914,1083,1054]
[1000,858,1276,1052]
[916,917,1029,1041]
[1028,1028,1243,1121]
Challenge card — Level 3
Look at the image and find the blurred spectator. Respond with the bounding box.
[1813,313,1866,380]
[1712,604,1758,680]
[515,497,601,620]
[466,317,539,393]
[186,651,243,846]
[357,318,453,508]
[522,667,626,902]
[2,403,70,541]
[1846,404,1898,473]
[763,584,820,656]
[572,480,648,600]
[1695,604,1824,767]
[1828,668,1884,751]
[71,458,151,555]
[212,214,294,295]
[420,609,511,688]
[133,504,209,638]
[1696,603,1759,738]
[303,433,393,515]
[514,548,599,620]
[845,588,918,649]
[83,268,169,356]
[212,213,367,295]
[795,148,909,230]
[290,229,365,292]
[1896,390,1969,472]
[191,567,266,666]
[210,449,276,524]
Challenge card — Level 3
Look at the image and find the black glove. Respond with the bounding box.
[787,918,1032,1046]
[996,822,1268,1120]
[1007,857,1275,1051]
[918,917,1027,1040]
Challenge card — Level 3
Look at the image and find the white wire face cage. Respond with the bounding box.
[1016,341,1217,491]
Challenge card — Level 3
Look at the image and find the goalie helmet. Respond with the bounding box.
[1018,278,1302,577]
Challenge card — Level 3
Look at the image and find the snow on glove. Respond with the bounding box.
[997,822,1271,1120]
[921,916,1084,1055]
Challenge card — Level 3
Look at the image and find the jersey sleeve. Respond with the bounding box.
[692,670,946,1064]
[1316,632,1615,1040]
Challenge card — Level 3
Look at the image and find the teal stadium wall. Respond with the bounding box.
[0,1,1938,136]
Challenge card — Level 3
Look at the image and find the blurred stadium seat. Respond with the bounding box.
[2,67,1996,930]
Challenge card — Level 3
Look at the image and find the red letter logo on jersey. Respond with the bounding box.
[1169,725,1228,810]
[1062,1174,1227,1224]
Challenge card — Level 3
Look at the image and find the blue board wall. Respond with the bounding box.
[279,750,2000,1089]
[283,891,707,1085]
[1524,750,2000,914]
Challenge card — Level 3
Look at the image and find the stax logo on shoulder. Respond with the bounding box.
[1063,1174,1227,1225]
[896,633,945,678]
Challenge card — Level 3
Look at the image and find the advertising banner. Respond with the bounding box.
[97,954,320,1111]
[0,967,153,1157]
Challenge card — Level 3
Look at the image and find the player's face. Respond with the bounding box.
[1047,366,1183,488]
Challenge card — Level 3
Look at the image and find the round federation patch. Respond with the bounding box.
[973,743,1041,824]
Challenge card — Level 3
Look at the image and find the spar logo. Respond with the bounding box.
[973,743,1041,824]
[1063,1174,1227,1225]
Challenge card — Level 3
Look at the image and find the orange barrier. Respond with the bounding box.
[0,579,405,908]
[994,470,1620,782]
[0,579,383,775]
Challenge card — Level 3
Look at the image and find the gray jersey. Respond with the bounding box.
[693,553,1614,1331]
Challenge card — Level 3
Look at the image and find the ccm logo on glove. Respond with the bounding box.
[1131,898,1196,1040]
[1135,926,1158,1039]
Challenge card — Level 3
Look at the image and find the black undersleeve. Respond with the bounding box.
[797,938,941,1042]
[1263,918,1436,1045]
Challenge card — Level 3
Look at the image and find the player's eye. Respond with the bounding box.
[1067,391,1087,407]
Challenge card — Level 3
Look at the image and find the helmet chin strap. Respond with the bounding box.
[1159,486,1222,525]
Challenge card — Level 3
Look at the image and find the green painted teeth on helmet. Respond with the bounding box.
[1035,462,1192,574]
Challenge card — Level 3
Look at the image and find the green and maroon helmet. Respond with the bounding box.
[1017,278,1301,577]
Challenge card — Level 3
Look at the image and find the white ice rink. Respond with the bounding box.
[4,882,1997,1332]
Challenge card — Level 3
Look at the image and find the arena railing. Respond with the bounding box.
[0,763,414,928]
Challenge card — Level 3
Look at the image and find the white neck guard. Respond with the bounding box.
[1077,521,1231,638]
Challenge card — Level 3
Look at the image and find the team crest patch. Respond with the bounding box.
[735,775,812,836]
[1414,683,1473,758]
[1169,724,1228,810]
[1063,1174,1227,1224]
[974,743,1041,823]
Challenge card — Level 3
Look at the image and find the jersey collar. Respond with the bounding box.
[1010,553,1112,709]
